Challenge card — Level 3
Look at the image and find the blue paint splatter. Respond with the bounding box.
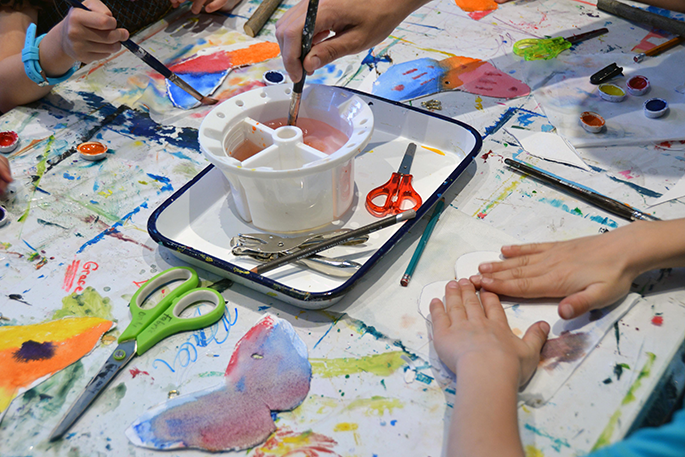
[484,107,518,138]
[14,340,55,361]
[361,48,393,71]
[607,176,662,198]
[63,172,77,181]
[146,173,174,193]
[76,202,149,253]
[524,424,570,452]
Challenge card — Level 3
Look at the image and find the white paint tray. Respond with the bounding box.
[148,88,481,309]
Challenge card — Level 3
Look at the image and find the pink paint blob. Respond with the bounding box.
[651,315,663,326]
[265,117,348,155]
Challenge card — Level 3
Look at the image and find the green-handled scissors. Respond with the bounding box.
[49,267,225,441]
[513,28,608,61]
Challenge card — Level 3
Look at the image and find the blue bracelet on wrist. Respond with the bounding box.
[22,23,78,87]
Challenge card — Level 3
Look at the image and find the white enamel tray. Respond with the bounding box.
[148,88,481,309]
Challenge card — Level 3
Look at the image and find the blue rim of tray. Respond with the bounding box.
[147,87,483,304]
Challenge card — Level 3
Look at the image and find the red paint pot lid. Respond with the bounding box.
[0,131,19,147]
[628,76,649,90]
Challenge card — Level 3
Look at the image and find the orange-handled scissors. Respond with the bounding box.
[366,143,422,217]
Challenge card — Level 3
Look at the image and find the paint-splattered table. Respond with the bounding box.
[1,0,684,455]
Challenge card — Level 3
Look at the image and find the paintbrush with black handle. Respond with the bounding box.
[64,0,218,106]
[287,0,319,125]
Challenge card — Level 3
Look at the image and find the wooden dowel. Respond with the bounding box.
[244,0,284,37]
[597,0,685,37]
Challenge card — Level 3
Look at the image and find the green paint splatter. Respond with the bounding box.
[592,353,656,450]
[67,196,121,222]
[347,396,403,416]
[53,287,114,321]
[20,362,84,419]
[310,352,407,378]
[173,162,200,180]
[622,353,655,405]
[100,383,127,414]
[198,371,224,378]
[523,424,570,452]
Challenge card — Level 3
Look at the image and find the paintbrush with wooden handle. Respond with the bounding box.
[64,0,218,106]
[287,0,319,125]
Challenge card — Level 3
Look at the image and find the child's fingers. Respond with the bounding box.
[479,289,507,322]
[444,280,467,321]
[500,241,556,258]
[522,320,550,355]
[429,298,450,332]
[458,279,484,320]
[558,284,614,319]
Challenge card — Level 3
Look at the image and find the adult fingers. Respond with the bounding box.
[479,289,507,322]
[429,298,451,333]
[457,279,484,320]
[443,280,467,321]
[558,283,618,319]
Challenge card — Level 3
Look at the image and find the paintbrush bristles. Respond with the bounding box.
[201,97,219,105]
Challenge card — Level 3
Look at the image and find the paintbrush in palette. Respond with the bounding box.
[286,0,319,125]
[64,0,218,106]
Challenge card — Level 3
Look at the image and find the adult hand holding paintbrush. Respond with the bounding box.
[63,0,218,106]
[286,0,319,125]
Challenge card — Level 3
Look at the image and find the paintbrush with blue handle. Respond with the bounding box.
[286,0,319,125]
[63,0,218,106]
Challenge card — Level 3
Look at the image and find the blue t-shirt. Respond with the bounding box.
[587,407,685,457]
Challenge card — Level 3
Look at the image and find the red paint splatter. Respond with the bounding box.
[63,260,80,291]
[412,72,428,80]
[403,68,418,75]
[651,316,663,326]
[477,212,487,219]
[130,368,150,378]
[481,150,494,162]
[393,84,405,91]
[252,427,338,457]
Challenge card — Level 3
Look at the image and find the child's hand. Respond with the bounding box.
[171,0,243,14]
[57,0,129,64]
[0,155,12,194]
[430,279,549,387]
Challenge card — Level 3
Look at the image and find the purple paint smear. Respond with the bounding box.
[126,316,311,452]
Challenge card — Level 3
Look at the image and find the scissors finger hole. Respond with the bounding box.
[173,290,223,319]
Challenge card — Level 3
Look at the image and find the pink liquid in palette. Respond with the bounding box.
[228,118,349,161]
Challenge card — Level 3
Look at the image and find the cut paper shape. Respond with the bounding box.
[454,0,499,20]
[508,129,592,171]
[372,56,530,102]
[649,173,685,206]
[0,317,114,421]
[418,251,640,406]
[126,315,311,452]
[165,42,281,109]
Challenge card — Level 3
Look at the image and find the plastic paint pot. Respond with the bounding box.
[77,141,108,161]
[643,98,668,118]
[0,205,8,227]
[199,84,375,233]
[262,70,286,85]
[626,76,650,96]
[0,131,19,153]
[579,111,605,133]
[598,83,626,102]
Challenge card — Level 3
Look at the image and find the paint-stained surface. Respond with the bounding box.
[126,316,312,451]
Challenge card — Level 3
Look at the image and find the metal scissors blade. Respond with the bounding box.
[49,340,137,441]
[397,143,416,174]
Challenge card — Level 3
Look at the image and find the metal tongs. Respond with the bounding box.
[231,230,368,278]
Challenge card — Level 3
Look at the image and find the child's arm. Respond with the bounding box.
[0,155,11,194]
[0,0,128,112]
[430,279,549,457]
[471,219,685,319]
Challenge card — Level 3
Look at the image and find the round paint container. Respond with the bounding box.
[0,205,8,227]
[262,70,286,86]
[0,131,20,153]
[77,141,108,161]
[579,111,605,133]
[644,98,668,118]
[626,76,650,96]
[598,83,626,102]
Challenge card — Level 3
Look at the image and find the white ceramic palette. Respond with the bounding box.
[148,87,481,309]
